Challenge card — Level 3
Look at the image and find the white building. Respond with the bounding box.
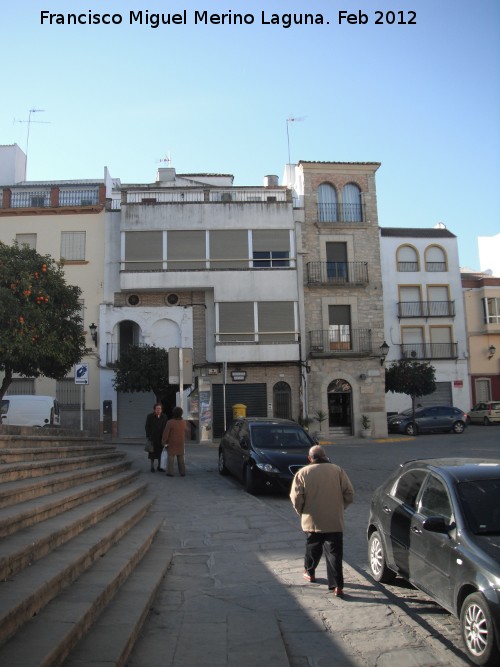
[380,226,471,414]
[99,168,303,439]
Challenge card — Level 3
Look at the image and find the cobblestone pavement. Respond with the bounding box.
[122,442,471,667]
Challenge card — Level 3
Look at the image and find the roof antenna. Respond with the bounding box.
[14,108,51,178]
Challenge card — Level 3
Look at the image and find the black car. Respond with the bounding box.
[387,405,467,435]
[367,458,500,666]
[218,417,314,494]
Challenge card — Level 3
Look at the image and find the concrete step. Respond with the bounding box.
[0,475,146,580]
[0,494,156,645]
[0,468,140,538]
[0,450,126,483]
[0,443,117,463]
[0,458,131,510]
[0,513,162,667]
[63,531,173,667]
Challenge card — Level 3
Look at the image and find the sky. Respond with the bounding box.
[1,0,499,270]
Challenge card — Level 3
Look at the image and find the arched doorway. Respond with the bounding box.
[273,381,292,420]
[327,379,352,432]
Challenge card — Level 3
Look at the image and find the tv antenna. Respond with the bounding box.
[286,116,305,165]
[156,151,172,167]
[14,108,51,177]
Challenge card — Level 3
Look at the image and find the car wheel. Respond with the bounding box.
[218,449,229,476]
[452,420,465,433]
[460,592,499,666]
[368,530,396,583]
[404,422,416,436]
[244,464,259,495]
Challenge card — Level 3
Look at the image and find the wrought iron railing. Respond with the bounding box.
[317,202,363,223]
[10,191,50,208]
[306,261,369,285]
[425,262,447,272]
[398,301,455,318]
[397,261,419,272]
[400,342,458,360]
[308,329,372,355]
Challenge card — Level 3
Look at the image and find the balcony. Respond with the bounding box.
[398,301,455,318]
[400,342,458,360]
[308,329,372,356]
[123,188,289,205]
[1,186,105,210]
[307,261,369,286]
[317,202,363,223]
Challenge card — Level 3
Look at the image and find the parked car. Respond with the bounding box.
[218,417,314,494]
[387,405,467,435]
[467,402,500,426]
[0,395,61,427]
[367,458,500,666]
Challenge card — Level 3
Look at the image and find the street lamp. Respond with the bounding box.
[488,344,496,359]
[89,323,98,346]
[380,341,390,366]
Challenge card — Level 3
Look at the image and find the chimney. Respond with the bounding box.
[156,167,176,183]
[263,174,279,187]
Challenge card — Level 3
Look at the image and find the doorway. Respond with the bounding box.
[327,379,352,432]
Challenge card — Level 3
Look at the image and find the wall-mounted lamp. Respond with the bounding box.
[89,322,98,346]
[488,344,496,359]
[380,341,390,366]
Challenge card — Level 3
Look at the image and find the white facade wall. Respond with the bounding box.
[381,230,471,414]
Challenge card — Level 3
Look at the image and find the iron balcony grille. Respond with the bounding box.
[397,262,419,272]
[400,342,458,360]
[308,329,372,355]
[7,188,100,209]
[317,202,363,223]
[425,262,447,272]
[398,301,455,318]
[306,261,369,285]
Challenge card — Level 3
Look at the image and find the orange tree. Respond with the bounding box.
[0,242,87,398]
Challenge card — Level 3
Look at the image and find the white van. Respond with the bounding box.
[0,395,61,428]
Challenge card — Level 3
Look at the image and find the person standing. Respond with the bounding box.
[145,403,168,472]
[162,406,188,477]
[290,445,354,597]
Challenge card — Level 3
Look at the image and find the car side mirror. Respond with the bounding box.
[423,516,454,534]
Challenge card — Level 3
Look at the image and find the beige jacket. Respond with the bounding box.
[290,462,354,533]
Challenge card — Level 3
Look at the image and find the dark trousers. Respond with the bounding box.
[304,531,344,589]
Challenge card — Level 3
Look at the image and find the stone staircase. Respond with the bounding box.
[0,426,169,666]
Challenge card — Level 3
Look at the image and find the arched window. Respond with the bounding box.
[317,183,338,222]
[341,183,362,222]
[396,245,419,272]
[273,381,292,420]
[425,245,447,272]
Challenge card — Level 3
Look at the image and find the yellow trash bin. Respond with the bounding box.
[232,403,247,419]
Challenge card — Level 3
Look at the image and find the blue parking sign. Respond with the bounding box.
[75,363,89,385]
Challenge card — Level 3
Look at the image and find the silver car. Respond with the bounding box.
[468,402,500,426]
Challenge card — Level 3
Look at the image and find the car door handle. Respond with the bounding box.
[411,525,422,534]
[382,505,392,514]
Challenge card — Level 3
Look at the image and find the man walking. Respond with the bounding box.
[290,445,354,597]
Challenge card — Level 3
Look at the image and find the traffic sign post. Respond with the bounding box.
[75,364,89,430]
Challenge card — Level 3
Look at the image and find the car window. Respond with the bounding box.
[417,475,453,521]
[491,402,500,410]
[0,400,8,415]
[250,424,311,449]
[457,478,500,535]
[391,470,427,508]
